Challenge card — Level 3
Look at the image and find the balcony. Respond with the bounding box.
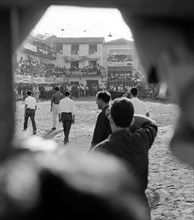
[108,65,132,72]
[65,67,105,77]
[66,70,83,76]
[23,46,56,60]
[66,70,98,77]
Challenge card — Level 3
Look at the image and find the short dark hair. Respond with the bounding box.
[110,97,134,128]
[27,90,32,96]
[55,86,59,91]
[96,91,111,103]
[64,91,71,96]
[130,87,138,96]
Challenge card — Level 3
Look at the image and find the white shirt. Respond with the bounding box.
[158,82,167,98]
[25,96,37,109]
[130,97,148,116]
[59,97,76,115]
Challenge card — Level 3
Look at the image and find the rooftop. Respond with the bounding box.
[54,37,105,44]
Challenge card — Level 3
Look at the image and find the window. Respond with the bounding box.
[70,61,79,70]
[89,60,97,66]
[71,44,79,55]
[89,44,97,54]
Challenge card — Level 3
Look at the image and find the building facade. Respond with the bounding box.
[103,38,144,91]
[14,36,143,91]
[54,37,106,89]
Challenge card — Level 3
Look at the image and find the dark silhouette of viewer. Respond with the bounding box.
[1,136,150,220]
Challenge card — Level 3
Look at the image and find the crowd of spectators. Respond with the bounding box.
[107,54,132,62]
[14,81,165,104]
[13,56,103,78]
[13,56,165,102]
[15,81,102,101]
[68,63,101,75]
[15,83,56,101]
[107,71,141,91]
[106,71,164,101]
[13,56,67,77]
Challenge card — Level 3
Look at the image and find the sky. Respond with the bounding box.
[32,6,133,42]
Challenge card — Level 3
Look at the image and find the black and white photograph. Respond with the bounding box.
[0,1,193,220]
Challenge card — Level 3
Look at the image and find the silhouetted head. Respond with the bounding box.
[55,86,59,91]
[27,90,32,96]
[64,91,71,97]
[130,88,138,97]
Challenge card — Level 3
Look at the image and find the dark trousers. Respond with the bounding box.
[23,109,36,132]
[61,113,72,143]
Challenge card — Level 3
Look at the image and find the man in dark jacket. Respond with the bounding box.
[50,86,63,130]
[90,91,112,149]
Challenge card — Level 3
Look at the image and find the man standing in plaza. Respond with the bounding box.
[23,90,37,134]
[58,91,76,144]
[90,91,112,149]
[51,86,63,130]
[130,87,149,117]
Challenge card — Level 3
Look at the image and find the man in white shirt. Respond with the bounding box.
[58,91,76,144]
[130,87,149,117]
[23,90,37,134]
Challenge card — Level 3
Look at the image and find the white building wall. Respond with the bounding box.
[79,44,89,67]
[61,42,104,68]
[63,44,71,56]
[97,44,103,66]
[49,53,64,67]
[79,44,88,56]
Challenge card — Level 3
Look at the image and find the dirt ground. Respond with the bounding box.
[15,97,194,219]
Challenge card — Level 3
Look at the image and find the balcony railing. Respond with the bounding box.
[66,69,105,77]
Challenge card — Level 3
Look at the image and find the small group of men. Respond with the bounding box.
[90,88,157,216]
[23,86,76,144]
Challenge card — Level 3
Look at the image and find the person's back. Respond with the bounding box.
[58,91,76,144]
[51,87,63,105]
[59,92,75,113]
[130,87,149,117]
[50,86,63,130]
[25,93,36,108]
[23,90,37,134]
